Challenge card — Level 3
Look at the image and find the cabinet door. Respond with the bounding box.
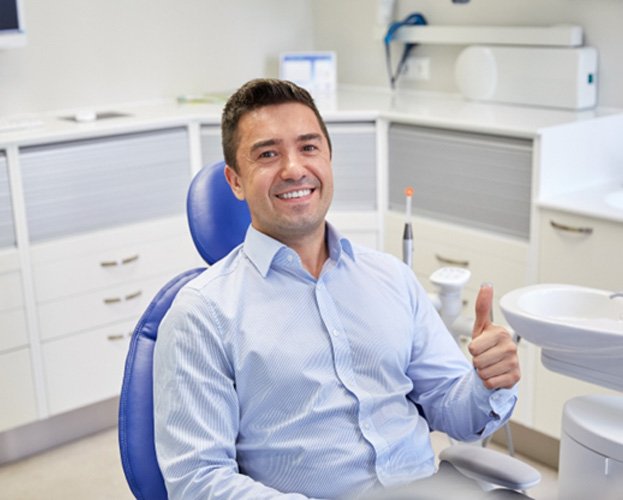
[539,208,623,290]
[0,348,38,432]
[388,125,532,239]
[534,207,621,438]
[0,267,28,352]
[20,128,191,242]
[42,320,134,415]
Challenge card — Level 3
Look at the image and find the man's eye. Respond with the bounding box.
[302,144,318,152]
[258,150,277,159]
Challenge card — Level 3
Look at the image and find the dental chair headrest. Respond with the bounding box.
[187,161,251,265]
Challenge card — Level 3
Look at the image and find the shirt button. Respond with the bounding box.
[332,329,339,336]
[287,255,293,263]
[363,423,370,430]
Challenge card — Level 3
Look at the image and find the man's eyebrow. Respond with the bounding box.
[250,138,281,152]
[297,133,323,142]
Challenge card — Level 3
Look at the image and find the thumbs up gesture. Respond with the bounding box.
[468,283,521,390]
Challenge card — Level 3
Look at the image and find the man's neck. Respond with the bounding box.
[281,224,329,279]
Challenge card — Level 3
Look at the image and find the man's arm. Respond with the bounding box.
[153,287,313,500]
[405,278,518,441]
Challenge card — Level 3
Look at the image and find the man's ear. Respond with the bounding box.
[224,165,245,201]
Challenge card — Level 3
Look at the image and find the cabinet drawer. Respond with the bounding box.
[0,348,38,432]
[42,320,133,415]
[37,273,182,341]
[385,211,528,321]
[0,269,24,311]
[0,308,28,352]
[539,209,623,290]
[32,220,200,302]
[20,128,191,242]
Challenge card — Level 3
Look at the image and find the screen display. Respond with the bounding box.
[0,0,20,32]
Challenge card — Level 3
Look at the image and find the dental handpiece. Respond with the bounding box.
[402,187,414,267]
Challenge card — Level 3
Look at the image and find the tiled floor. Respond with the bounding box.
[0,428,558,499]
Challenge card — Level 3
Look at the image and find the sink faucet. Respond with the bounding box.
[610,291,623,299]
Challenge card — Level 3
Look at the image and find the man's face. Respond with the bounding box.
[225,102,333,245]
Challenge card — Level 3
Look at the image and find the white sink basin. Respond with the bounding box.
[500,284,623,391]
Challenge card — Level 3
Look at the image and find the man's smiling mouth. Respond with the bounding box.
[276,188,313,200]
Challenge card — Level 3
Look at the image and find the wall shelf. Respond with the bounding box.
[395,25,583,47]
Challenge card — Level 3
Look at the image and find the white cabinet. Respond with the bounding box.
[0,251,38,432]
[0,348,38,432]
[18,130,200,417]
[0,153,38,432]
[532,207,621,438]
[42,320,135,415]
[538,208,623,290]
[385,124,534,427]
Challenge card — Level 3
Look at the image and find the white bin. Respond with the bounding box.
[558,394,623,500]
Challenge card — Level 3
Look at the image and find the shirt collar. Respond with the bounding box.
[243,222,354,278]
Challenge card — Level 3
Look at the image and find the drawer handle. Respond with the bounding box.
[107,332,132,342]
[121,254,140,265]
[103,290,142,304]
[100,254,140,268]
[435,254,469,267]
[550,219,593,235]
[125,290,142,301]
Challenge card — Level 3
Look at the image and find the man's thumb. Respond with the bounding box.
[472,283,494,339]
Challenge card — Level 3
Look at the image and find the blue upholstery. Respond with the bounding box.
[118,161,250,499]
[187,161,251,265]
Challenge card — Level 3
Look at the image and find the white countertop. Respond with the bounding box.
[539,182,623,224]
[2,86,622,224]
[1,86,620,147]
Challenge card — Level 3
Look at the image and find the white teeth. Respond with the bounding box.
[277,189,311,200]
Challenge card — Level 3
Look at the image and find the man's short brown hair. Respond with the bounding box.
[221,79,332,172]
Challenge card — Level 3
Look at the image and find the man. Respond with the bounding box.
[154,79,521,499]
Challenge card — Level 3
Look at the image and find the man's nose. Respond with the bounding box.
[280,153,306,179]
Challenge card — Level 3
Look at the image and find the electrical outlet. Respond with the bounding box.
[404,57,431,81]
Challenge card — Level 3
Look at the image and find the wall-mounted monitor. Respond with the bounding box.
[0,0,26,49]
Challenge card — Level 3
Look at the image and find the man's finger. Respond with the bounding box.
[472,283,494,339]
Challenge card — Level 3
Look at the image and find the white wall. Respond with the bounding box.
[310,0,623,109]
[0,0,314,115]
[2,1,622,116]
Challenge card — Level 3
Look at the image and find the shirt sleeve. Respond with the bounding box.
[404,276,518,442]
[153,287,321,500]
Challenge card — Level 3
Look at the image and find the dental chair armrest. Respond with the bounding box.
[439,444,541,491]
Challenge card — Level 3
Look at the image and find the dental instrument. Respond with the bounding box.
[402,187,414,268]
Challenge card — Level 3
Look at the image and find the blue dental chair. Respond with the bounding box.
[118,161,251,500]
[118,161,540,499]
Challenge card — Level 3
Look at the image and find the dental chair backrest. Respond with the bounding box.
[117,161,250,500]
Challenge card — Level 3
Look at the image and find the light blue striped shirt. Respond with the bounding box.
[154,223,517,499]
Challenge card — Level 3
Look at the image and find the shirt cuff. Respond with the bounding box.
[472,369,518,421]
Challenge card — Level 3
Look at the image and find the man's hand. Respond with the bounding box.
[468,283,520,390]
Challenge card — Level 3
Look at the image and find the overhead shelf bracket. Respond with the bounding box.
[394,25,583,47]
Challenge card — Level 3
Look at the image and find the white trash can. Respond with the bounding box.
[558,394,623,500]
